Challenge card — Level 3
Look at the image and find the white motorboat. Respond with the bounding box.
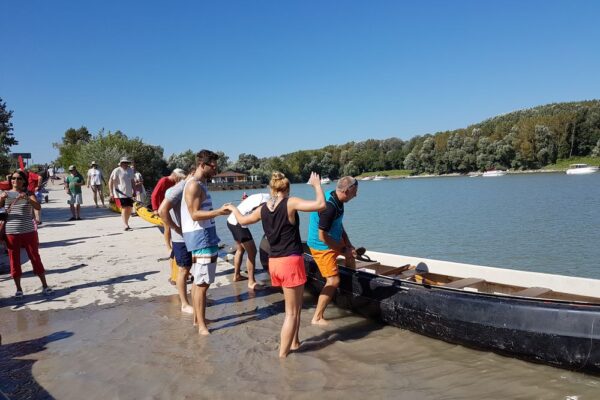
[566,164,599,175]
[320,177,331,184]
[468,172,483,178]
[372,175,387,181]
[482,170,507,177]
[361,176,374,181]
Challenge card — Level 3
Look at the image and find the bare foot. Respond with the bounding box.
[198,326,210,336]
[311,318,330,326]
[233,275,248,282]
[290,341,301,351]
[248,282,264,291]
[181,304,193,314]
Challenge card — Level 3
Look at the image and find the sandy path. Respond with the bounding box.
[0,181,237,310]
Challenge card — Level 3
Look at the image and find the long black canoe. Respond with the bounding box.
[301,247,600,375]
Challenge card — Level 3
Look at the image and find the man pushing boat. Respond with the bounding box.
[307,176,359,326]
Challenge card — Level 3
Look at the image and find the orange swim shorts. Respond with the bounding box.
[309,247,339,278]
[268,255,307,288]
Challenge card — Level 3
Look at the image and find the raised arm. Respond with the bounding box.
[288,172,326,213]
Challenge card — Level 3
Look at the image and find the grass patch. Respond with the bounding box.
[543,156,600,170]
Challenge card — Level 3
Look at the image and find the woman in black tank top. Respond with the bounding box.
[226,171,325,358]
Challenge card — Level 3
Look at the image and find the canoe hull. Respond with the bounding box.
[303,254,600,374]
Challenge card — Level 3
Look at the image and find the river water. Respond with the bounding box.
[2,172,599,399]
[213,172,600,279]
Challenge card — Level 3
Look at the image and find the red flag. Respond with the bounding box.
[18,155,25,170]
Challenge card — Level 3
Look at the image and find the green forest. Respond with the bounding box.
[3,98,600,187]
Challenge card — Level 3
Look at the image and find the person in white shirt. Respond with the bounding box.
[226,193,270,290]
[86,161,106,207]
[108,157,136,231]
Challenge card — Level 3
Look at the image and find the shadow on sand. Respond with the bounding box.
[0,330,74,400]
[0,271,159,309]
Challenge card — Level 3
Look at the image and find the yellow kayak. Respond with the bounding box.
[134,202,163,226]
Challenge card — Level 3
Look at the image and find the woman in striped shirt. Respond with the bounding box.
[0,170,52,299]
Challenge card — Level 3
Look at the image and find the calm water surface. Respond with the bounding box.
[212,172,600,279]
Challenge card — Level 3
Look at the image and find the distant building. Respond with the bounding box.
[211,171,247,184]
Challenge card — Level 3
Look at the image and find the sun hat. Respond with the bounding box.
[119,156,131,164]
[90,161,97,166]
[68,165,76,171]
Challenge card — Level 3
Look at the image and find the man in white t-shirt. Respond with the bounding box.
[86,161,106,208]
[108,156,136,231]
[226,193,270,290]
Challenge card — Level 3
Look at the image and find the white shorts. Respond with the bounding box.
[68,193,83,205]
[190,252,217,285]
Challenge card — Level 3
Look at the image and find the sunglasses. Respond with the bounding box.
[11,177,24,181]
[206,162,217,169]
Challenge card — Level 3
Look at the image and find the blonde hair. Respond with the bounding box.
[269,171,290,195]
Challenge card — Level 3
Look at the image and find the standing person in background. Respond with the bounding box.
[226,192,271,290]
[0,170,52,299]
[151,169,186,214]
[86,161,106,208]
[226,171,325,357]
[65,165,85,221]
[25,169,43,225]
[48,165,55,184]
[109,157,136,231]
[151,168,187,282]
[131,162,147,204]
[307,176,359,326]
[181,150,231,335]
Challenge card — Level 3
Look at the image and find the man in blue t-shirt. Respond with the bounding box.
[307,176,359,326]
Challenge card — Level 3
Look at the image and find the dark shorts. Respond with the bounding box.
[117,197,134,208]
[227,222,253,243]
[171,241,192,268]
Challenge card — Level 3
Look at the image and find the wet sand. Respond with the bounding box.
[1,185,599,399]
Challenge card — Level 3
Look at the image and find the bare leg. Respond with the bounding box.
[122,206,132,228]
[14,276,23,292]
[192,283,210,335]
[232,241,246,281]
[69,203,76,218]
[177,267,193,313]
[241,240,260,289]
[311,275,340,326]
[38,273,49,288]
[92,189,99,207]
[100,190,105,206]
[280,284,304,358]
[75,204,81,219]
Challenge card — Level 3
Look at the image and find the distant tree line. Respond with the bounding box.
[52,99,600,187]
[0,98,19,175]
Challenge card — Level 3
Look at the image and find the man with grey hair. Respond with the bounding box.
[307,176,359,326]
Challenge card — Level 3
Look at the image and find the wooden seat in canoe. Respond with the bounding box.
[445,277,485,289]
[513,287,551,298]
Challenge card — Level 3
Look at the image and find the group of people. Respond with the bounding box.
[154,149,359,357]
[2,149,360,359]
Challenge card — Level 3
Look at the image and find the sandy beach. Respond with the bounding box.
[1,183,598,399]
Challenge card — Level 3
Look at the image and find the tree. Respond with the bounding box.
[167,150,196,172]
[0,98,18,156]
[63,127,91,145]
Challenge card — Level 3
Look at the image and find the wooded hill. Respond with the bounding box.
[242,100,600,182]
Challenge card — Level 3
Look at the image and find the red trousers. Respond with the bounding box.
[5,231,45,278]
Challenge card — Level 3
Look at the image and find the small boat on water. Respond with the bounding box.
[468,172,483,178]
[320,177,332,184]
[302,246,600,374]
[360,176,374,181]
[372,175,387,181]
[482,170,507,177]
[566,164,599,175]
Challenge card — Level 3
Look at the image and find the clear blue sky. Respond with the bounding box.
[3,0,600,164]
